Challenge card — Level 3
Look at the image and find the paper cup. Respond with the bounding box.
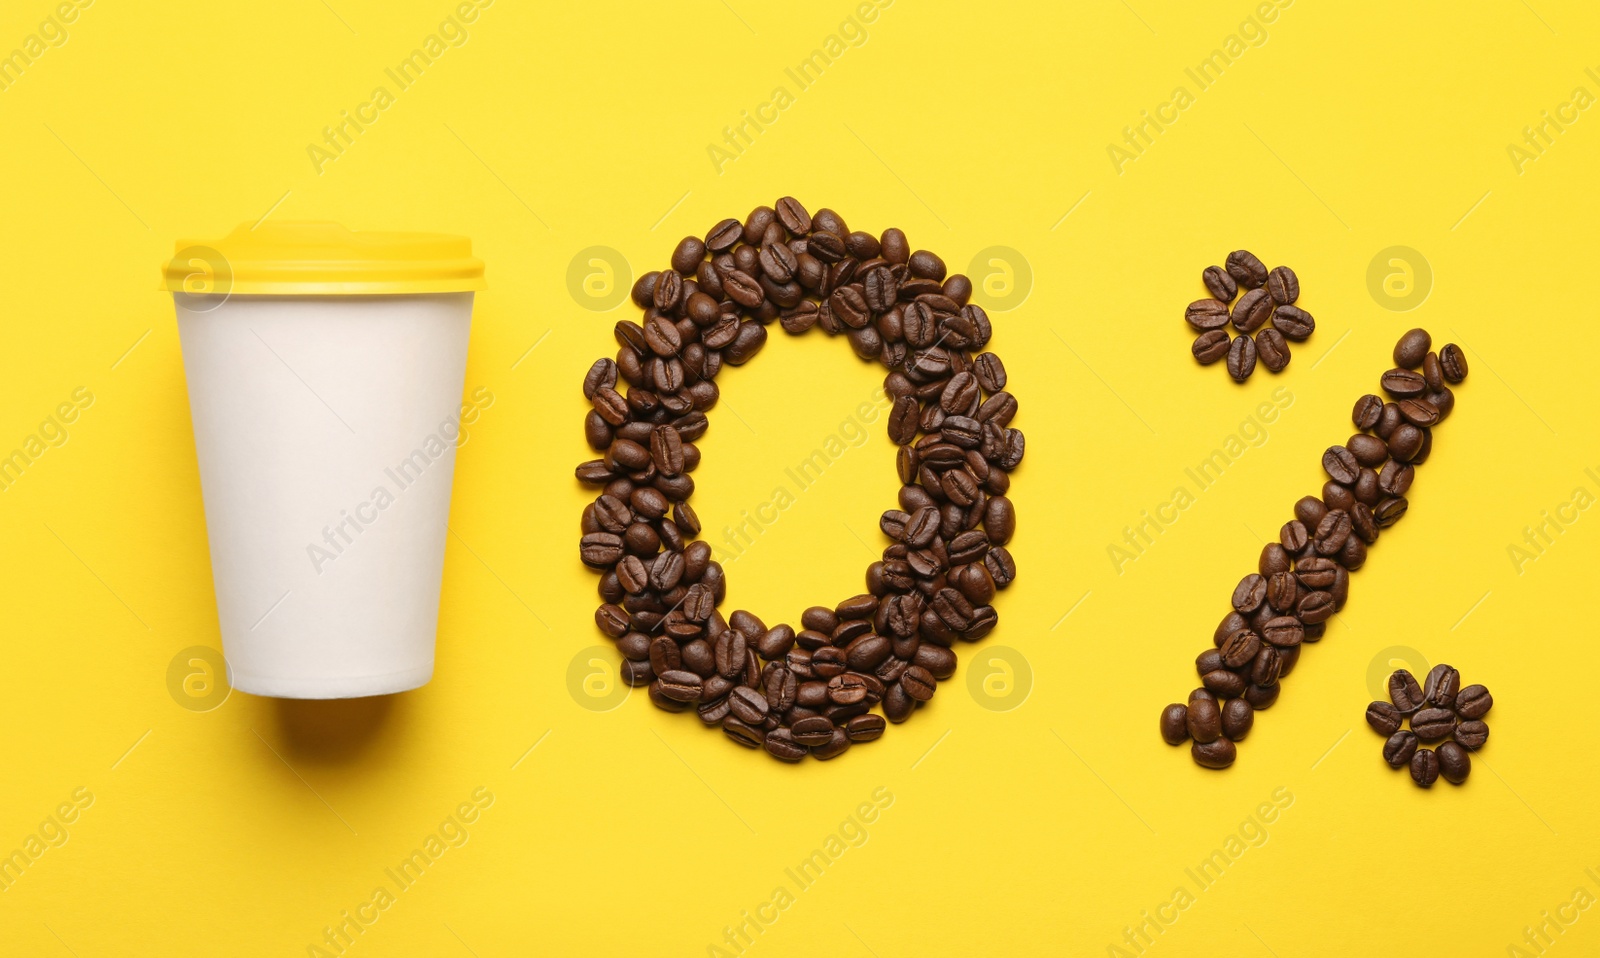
[165,223,484,698]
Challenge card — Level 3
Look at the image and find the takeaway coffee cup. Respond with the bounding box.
[164,222,484,698]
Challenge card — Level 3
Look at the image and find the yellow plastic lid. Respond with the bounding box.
[162,221,485,296]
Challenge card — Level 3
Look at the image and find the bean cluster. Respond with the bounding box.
[578,199,1022,761]
[1368,665,1492,787]
[1186,249,1316,381]
[1159,328,1468,768]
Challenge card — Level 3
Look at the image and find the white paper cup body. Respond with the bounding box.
[175,292,473,698]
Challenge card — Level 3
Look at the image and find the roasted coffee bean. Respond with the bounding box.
[1388,669,1426,714]
[1394,328,1431,369]
[1353,394,1384,430]
[1193,329,1232,364]
[1295,496,1328,529]
[1220,628,1262,667]
[1410,748,1440,787]
[1437,741,1471,784]
[1192,738,1237,769]
[763,727,807,762]
[1250,646,1282,687]
[1221,698,1255,740]
[1314,509,1352,555]
[1381,368,1428,399]
[1265,265,1299,305]
[1202,265,1237,302]
[1227,334,1258,382]
[1160,704,1190,745]
[1225,250,1267,288]
[1455,684,1492,719]
[1238,682,1276,709]
[1397,398,1439,428]
[1377,461,1414,498]
[1347,434,1388,468]
[1281,519,1309,553]
[1439,343,1468,382]
[1387,423,1424,462]
[1256,328,1290,372]
[1262,616,1303,648]
[1296,590,1334,624]
[1412,708,1455,742]
[1202,668,1248,698]
[1322,446,1360,484]
[1374,496,1409,528]
[1232,288,1274,333]
[1187,299,1232,331]
[1231,574,1268,614]
[1366,701,1403,736]
[1423,664,1460,708]
[1383,730,1419,768]
[1187,696,1222,743]
[1271,305,1315,341]
[1454,720,1488,750]
[1260,543,1292,576]
[789,715,834,747]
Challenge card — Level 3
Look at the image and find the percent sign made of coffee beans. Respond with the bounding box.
[1159,299,1471,769]
[576,199,1022,763]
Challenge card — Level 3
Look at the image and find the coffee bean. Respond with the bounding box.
[1295,496,1328,529]
[1191,738,1237,769]
[1232,288,1274,333]
[1397,399,1440,427]
[1225,250,1267,289]
[775,196,811,234]
[1353,394,1383,430]
[1383,730,1418,767]
[1388,669,1425,714]
[1221,628,1262,667]
[1227,334,1258,382]
[1387,423,1424,463]
[1439,343,1468,382]
[1393,328,1431,368]
[1422,352,1443,391]
[1262,616,1303,648]
[1243,682,1279,709]
[1222,698,1255,740]
[1412,708,1455,742]
[1187,696,1222,743]
[1423,664,1460,708]
[1455,684,1492,719]
[1381,368,1428,399]
[1256,328,1290,372]
[1437,741,1471,784]
[1280,519,1309,553]
[763,727,807,762]
[1323,446,1360,484]
[1160,704,1190,745]
[1193,330,1232,364]
[1314,510,1352,555]
[1271,305,1315,340]
[1454,720,1489,750]
[845,713,886,742]
[1373,496,1409,528]
[1202,669,1247,698]
[1203,265,1237,302]
[1410,747,1439,787]
[1187,299,1232,331]
[1377,462,1414,498]
[1366,701,1403,736]
[1265,266,1299,305]
[1231,575,1268,614]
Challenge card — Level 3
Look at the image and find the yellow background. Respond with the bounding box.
[2,0,1598,954]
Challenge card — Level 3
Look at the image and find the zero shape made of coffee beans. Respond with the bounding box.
[579,201,1022,761]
